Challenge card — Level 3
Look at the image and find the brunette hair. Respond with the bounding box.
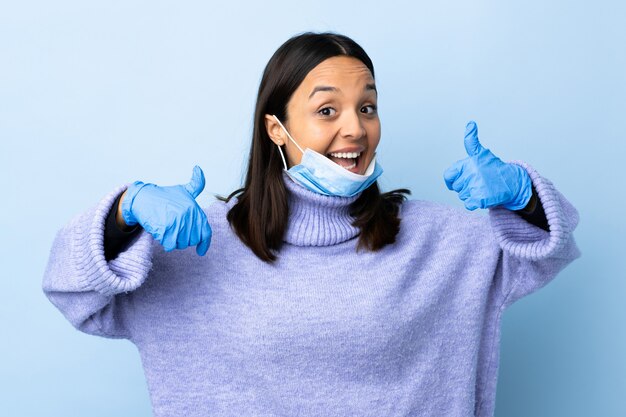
[217,31,410,263]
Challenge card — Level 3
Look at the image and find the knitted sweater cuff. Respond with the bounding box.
[71,184,154,296]
[488,161,579,261]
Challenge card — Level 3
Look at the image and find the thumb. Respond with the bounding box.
[184,165,206,199]
[463,120,484,156]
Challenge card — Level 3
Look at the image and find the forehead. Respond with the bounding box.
[299,56,374,91]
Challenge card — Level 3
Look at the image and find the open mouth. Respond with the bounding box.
[326,151,361,172]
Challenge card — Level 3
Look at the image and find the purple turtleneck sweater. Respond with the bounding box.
[42,161,580,417]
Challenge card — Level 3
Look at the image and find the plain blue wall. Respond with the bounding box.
[1,1,624,416]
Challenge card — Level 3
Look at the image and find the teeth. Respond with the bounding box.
[329,151,361,158]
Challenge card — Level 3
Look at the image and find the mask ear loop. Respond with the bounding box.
[276,144,289,171]
[272,115,305,171]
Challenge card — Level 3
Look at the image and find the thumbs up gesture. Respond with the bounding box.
[120,165,213,255]
[443,121,533,211]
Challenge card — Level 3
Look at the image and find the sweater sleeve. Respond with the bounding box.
[42,184,154,339]
[487,161,582,308]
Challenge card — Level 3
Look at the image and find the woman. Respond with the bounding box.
[43,32,581,417]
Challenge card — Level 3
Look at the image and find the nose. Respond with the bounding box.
[339,110,367,140]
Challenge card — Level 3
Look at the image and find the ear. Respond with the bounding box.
[264,114,285,146]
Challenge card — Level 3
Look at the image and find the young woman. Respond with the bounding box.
[43,32,581,417]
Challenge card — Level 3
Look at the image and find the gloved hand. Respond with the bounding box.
[443,121,533,211]
[121,165,212,255]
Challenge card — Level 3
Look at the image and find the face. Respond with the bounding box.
[265,55,380,175]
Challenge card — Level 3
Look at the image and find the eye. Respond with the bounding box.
[318,107,336,117]
[361,104,378,114]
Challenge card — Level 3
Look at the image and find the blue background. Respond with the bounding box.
[1,1,624,416]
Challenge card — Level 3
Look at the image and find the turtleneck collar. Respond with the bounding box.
[281,171,362,246]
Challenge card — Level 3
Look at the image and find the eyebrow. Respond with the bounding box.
[308,83,377,100]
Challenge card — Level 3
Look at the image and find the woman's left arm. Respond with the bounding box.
[486,160,581,307]
[513,185,549,231]
[443,121,581,306]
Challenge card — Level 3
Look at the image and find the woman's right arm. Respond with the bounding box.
[42,185,155,340]
[42,166,212,340]
[104,190,142,261]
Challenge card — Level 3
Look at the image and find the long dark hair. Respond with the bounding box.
[217,31,410,263]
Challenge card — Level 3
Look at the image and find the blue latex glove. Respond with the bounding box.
[121,165,212,255]
[443,121,532,211]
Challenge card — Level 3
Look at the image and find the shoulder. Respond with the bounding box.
[201,196,237,228]
[394,199,501,257]
[399,198,491,232]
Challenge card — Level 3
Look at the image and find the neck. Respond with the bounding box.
[282,171,361,246]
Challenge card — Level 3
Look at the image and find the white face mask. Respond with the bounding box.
[272,115,383,197]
